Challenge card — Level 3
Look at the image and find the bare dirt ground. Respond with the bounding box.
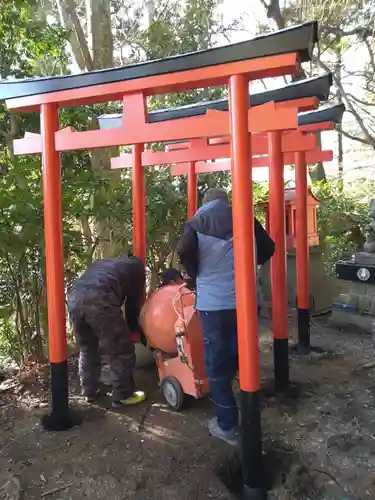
[1,317,375,500]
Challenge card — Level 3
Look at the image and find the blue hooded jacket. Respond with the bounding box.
[177,198,274,311]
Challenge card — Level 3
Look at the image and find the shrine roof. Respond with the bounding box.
[0,22,317,101]
[98,73,332,129]
[257,187,320,209]
[298,103,345,126]
[284,188,319,203]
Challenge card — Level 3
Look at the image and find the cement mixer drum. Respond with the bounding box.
[140,285,196,354]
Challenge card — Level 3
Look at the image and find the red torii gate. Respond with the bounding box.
[174,149,332,216]
[178,149,331,234]
[165,120,333,210]
[109,110,334,393]
[168,127,334,357]
[0,20,321,499]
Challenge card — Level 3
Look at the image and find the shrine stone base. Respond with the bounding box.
[260,245,333,316]
[331,253,375,332]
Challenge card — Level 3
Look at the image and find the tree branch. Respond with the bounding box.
[341,92,375,108]
[317,57,375,150]
[363,37,375,83]
[319,25,373,38]
[340,128,372,147]
[260,0,307,80]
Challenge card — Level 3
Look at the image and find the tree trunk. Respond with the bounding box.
[33,270,45,362]
[55,1,128,259]
[309,131,327,183]
[55,0,91,71]
[91,0,114,69]
[335,37,344,187]
[266,0,286,29]
[146,0,156,25]
[89,2,126,257]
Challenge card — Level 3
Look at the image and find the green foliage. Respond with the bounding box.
[313,180,370,275]
[0,155,44,363]
[0,0,70,364]
[0,0,68,79]
[145,168,186,286]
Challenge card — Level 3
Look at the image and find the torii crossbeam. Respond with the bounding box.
[105,100,344,378]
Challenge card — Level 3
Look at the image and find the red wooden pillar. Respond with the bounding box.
[40,103,79,431]
[187,161,198,218]
[295,151,310,352]
[268,131,290,392]
[132,143,146,264]
[229,74,264,499]
[132,143,146,302]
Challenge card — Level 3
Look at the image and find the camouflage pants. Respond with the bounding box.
[69,304,135,401]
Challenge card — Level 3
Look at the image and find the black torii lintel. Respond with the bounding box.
[98,73,333,129]
[0,22,318,101]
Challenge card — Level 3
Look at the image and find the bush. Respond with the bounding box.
[313,180,370,275]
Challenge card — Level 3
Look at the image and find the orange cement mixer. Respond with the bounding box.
[140,284,209,410]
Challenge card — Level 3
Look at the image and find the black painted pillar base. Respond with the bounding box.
[242,484,268,500]
[273,338,290,393]
[295,308,310,355]
[41,361,83,432]
[240,390,267,500]
[41,409,83,432]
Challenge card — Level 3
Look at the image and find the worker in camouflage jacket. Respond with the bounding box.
[177,188,275,446]
[67,255,146,407]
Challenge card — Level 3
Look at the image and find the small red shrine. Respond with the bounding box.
[263,188,320,249]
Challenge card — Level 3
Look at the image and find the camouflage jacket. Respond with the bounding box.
[67,256,145,331]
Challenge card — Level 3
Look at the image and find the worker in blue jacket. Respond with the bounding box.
[177,188,274,446]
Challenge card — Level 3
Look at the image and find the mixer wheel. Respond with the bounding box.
[161,377,184,411]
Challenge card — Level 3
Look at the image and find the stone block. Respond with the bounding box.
[260,248,333,315]
[367,284,375,297]
[358,295,372,313]
[330,310,373,333]
[334,294,344,304]
[349,282,367,295]
[338,293,359,307]
[354,252,375,266]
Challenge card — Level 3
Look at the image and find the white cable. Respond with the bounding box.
[172,292,186,326]
[172,287,195,326]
